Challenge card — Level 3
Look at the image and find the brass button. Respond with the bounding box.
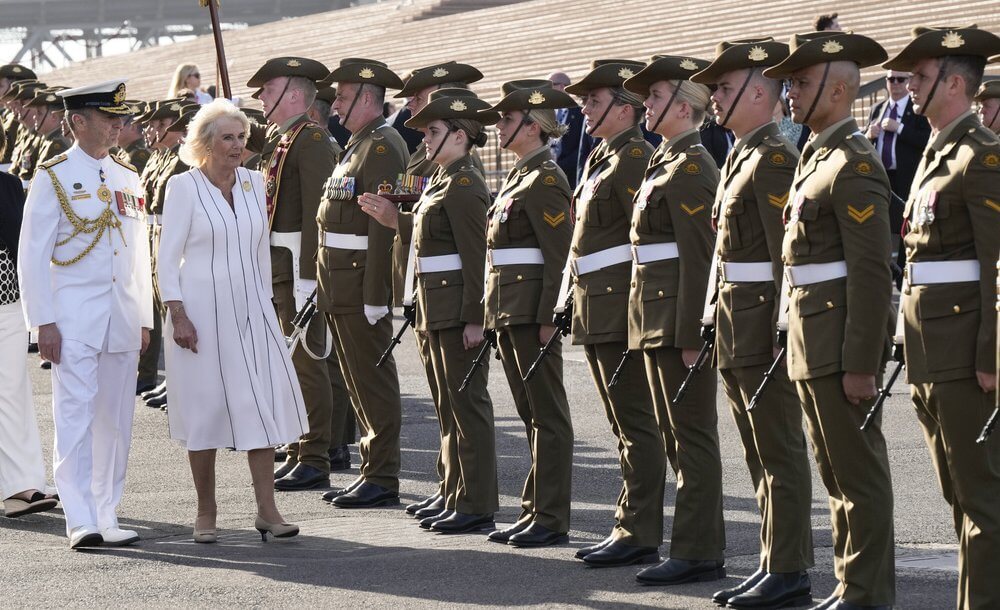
[826,301,834,309]
[606,286,613,293]
[516,274,523,281]
[953,305,961,313]
[441,279,448,286]
[573,277,580,284]
[630,281,637,288]
[352,261,358,268]
[759,295,766,303]
[657,290,664,297]
[725,209,733,217]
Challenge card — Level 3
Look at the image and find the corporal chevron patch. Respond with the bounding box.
[767,192,789,209]
[847,204,875,224]
[985,198,1000,213]
[680,203,705,216]
[543,210,566,228]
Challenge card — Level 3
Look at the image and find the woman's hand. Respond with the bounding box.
[358,192,399,230]
[463,323,485,351]
[167,301,199,353]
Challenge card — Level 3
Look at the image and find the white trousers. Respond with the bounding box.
[52,337,138,535]
[0,301,46,500]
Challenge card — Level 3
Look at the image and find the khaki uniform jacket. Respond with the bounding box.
[627,128,716,351]
[902,111,1000,383]
[713,122,798,369]
[12,128,39,182]
[782,118,892,381]
[410,154,488,332]
[150,145,189,216]
[36,128,71,167]
[484,146,572,329]
[0,109,17,163]
[569,125,652,345]
[139,148,164,210]
[264,114,340,284]
[121,139,151,175]
[317,116,408,313]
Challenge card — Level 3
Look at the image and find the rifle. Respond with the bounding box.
[523,292,574,382]
[285,288,318,354]
[378,298,415,368]
[860,344,905,431]
[977,407,999,444]
[459,330,497,393]
[199,0,232,99]
[671,324,715,405]
[746,330,786,411]
[607,349,632,388]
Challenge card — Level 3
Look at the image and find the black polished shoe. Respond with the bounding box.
[40,360,51,369]
[136,379,157,395]
[274,463,329,491]
[828,602,890,610]
[330,481,398,508]
[141,382,167,401]
[328,445,351,471]
[809,593,839,610]
[419,509,454,529]
[727,571,811,608]
[713,568,765,606]
[321,477,363,502]
[145,393,167,408]
[430,512,495,534]
[405,493,441,515]
[274,444,289,463]
[582,540,659,568]
[508,522,568,548]
[574,535,615,559]
[487,519,531,544]
[273,460,296,480]
[414,496,448,518]
[27,342,38,353]
[635,558,725,585]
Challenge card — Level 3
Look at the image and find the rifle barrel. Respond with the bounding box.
[860,359,904,431]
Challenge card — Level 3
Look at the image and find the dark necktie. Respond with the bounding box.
[881,103,898,169]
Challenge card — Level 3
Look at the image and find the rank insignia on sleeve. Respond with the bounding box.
[767,192,789,209]
[543,210,565,228]
[847,204,875,224]
[312,132,323,141]
[542,174,557,186]
[985,198,1000,213]
[375,144,387,155]
[680,203,705,216]
[683,162,701,175]
[768,151,788,166]
[626,187,637,196]
[982,152,999,168]
[628,146,645,158]
[853,160,873,176]
[457,176,473,187]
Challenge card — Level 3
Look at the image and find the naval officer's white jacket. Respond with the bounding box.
[18,143,154,353]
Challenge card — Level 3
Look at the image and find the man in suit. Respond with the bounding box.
[547,71,585,189]
[865,70,931,201]
[975,79,1000,135]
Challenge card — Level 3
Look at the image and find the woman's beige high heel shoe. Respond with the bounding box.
[193,514,217,543]
[254,516,299,541]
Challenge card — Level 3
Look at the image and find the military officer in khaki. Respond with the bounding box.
[690,40,815,607]
[561,59,663,568]
[25,88,71,166]
[883,25,1000,610]
[7,81,47,187]
[974,79,1000,135]
[1,64,37,172]
[115,102,151,176]
[318,58,408,508]
[480,81,575,547]
[763,32,895,610]
[363,89,498,533]
[619,55,725,585]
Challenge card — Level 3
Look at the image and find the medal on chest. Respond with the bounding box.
[636,178,655,211]
[115,188,145,220]
[786,191,806,224]
[580,176,601,203]
[914,188,937,227]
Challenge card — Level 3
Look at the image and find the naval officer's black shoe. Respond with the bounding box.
[430,512,494,534]
[713,568,765,606]
[407,494,442,516]
[274,464,329,491]
[419,509,453,529]
[582,540,659,568]
[27,342,38,353]
[414,496,447,518]
[487,519,531,543]
[635,558,724,583]
[145,392,167,408]
[328,445,351,471]
[141,382,166,401]
[322,477,363,502]
[330,481,398,508]
[727,571,810,608]
[508,522,568,548]
[273,460,296,480]
[574,534,615,559]
[40,360,51,369]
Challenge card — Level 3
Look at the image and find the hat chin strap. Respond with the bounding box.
[501,111,530,149]
[915,57,949,117]
[649,81,683,135]
[339,83,365,130]
[263,78,293,123]
[988,104,1000,131]
[587,92,621,136]
[718,69,756,128]
[801,62,831,126]
[428,124,456,162]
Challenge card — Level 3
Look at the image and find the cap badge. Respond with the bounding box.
[432,68,449,78]
[748,46,769,62]
[169,103,182,111]
[679,59,700,71]
[286,59,302,67]
[618,67,635,79]
[46,95,56,102]
[12,66,21,73]
[359,67,376,79]
[449,100,467,112]
[528,91,546,105]
[113,83,126,104]
[822,40,843,54]
[941,31,965,49]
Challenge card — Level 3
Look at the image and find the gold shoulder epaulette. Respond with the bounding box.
[112,154,137,173]
[39,153,68,169]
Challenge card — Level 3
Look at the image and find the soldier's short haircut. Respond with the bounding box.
[311,98,332,120]
[287,76,317,107]
[813,13,838,31]
[751,69,784,102]
[944,55,987,99]
[363,83,387,106]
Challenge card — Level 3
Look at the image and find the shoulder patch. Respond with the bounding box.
[456,175,473,187]
[847,204,875,224]
[767,151,789,166]
[543,210,566,228]
[852,160,873,176]
[682,161,701,175]
[312,131,323,141]
[981,152,999,168]
[542,174,558,186]
[39,152,67,169]
[628,146,645,158]
[680,203,706,216]
[374,143,388,155]
[985,198,1000,213]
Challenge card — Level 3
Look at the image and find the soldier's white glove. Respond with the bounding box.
[363,305,390,325]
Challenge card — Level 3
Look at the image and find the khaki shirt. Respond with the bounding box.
[484,145,572,329]
[317,116,408,313]
[782,118,892,380]
[121,139,151,175]
[627,128,717,351]
[713,122,798,369]
[569,124,652,345]
[149,145,189,216]
[12,127,39,182]
[902,111,1000,382]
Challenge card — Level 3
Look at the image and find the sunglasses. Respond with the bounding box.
[886,76,908,84]
[191,73,200,78]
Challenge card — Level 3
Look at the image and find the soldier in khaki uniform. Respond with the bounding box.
[25,88,71,166]
[618,56,725,585]
[560,59,662,568]
[1,64,37,172]
[479,81,575,547]
[364,89,499,532]
[115,102,151,176]
[689,40,815,607]
[763,32,895,610]
[883,26,1000,610]
[974,79,1000,135]
[7,81,47,187]
[318,58,408,508]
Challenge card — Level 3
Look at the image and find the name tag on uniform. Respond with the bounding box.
[323,176,356,200]
[115,190,145,220]
[636,179,655,210]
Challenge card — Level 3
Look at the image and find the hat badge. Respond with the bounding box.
[528,90,546,105]
[449,100,467,111]
[941,31,965,49]
[170,103,182,111]
[359,67,375,79]
[12,66,21,73]
[618,67,635,79]
[46,94,56,102]
[286,59,302,67]
[821,40,843,54]
[748,46,769,62]
[432,67,449,78]
[679,59,700,71]
[113,83,126,104]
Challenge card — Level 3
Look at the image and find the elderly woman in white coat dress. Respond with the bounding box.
[157,99,308,543]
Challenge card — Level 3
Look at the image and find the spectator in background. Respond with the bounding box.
[699,118,733,169]
[813,13,841,32]
[168,64,213,104]
[975,80,1000,135]
[387,100,423,156]
[775,89,810,150]
[547,71,585,188]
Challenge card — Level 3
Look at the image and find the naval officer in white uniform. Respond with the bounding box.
[18,79,153,550]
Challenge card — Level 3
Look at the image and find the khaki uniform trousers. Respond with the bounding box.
[912,380,1000,610]
[426,326,498,514]
[137,227,161,384]
[721,364,814,572]
[328,311,401,491]
[414,329,447,498]
[584,341,664,548]
[796,373,894,607]
[273,281,354,472]
[497,324,573,533]
[644,346,725,561]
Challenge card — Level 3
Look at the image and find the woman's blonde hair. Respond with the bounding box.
[670,80,712,126]
[525,109,569,142]
[168,64,200,98]
[178,99,249,168]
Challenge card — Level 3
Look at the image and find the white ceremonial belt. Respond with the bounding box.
[416,254,463,274]
[630,242,679,265]
[321,231,369,250]
[270,230,301,250]
[720,261,773,283]
[906,260,980,285]
[488,248,544,267]
[784,261,848,287]
[571,244,632,276]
